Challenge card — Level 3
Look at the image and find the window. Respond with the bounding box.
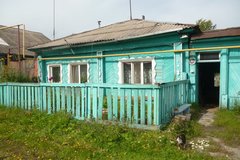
[48,65,61,83]
[70,64,88,83]
[122,61,152,84]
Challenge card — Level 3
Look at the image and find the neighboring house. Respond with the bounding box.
[29,19,240,108]
[0,25,50,78]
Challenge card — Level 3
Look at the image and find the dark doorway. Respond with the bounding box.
[198,62,220,107]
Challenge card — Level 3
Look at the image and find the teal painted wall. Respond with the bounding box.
[38,32,181,84]
[190,36,240,108]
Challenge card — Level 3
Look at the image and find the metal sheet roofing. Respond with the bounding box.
[191,27,240,40]
[0,25,50,56]
[31,19,195,50]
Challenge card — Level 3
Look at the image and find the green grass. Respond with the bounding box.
[210,106,240,147]
[0,106,214,160]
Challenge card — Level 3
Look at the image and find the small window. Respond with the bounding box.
[143,62,152,84]
[124,63,131,84]
[123,61,152,84]
[70,64,88,83]
[49,65,61,83]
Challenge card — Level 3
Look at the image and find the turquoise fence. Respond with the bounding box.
[0,80,190,128]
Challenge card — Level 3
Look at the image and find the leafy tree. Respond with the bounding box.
[196,18,216,32]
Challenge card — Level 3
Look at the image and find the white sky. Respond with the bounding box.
[1,0,240,40]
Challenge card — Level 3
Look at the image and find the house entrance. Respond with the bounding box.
[198,53,220,107]
[198,62,220,107]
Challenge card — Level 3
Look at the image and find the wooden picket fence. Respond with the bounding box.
[0,80,190,128]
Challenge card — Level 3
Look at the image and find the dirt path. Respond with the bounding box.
[197,108,240,160]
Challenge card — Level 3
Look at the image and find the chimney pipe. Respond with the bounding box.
[98,21,101,28]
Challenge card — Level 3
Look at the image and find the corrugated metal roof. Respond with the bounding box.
[0,25,50,56]
[191,27,240,40]
[31,19,195,50]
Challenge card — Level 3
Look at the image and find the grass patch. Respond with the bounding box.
[0,105,215,160]
[210,107,240,147]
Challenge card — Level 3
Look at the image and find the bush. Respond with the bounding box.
[0,66,33,83]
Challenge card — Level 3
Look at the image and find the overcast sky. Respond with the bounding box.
[1,0,240,40]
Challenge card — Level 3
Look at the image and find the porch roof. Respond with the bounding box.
[30,19,195,50]
[191,27,240,40]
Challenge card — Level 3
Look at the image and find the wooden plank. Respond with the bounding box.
[13,86,15,107]
[24,87,27,110]
[28,86,31,110]
[156,89,161,125]
[56,87,60,112]
[98,88,103,120]
[107,89,112,120]
[76,88,80,119]
[7,85,10,107]
[113,88,118,120]
[127,89,132,122]
[71,87,75,116]
[52,87,55,112]
[38,86,42,110]
[47,87,52,114]
[147,90,152,125]
[0,86,2,104]
[31,87,35,109]
[5,85,8,106]
[153,89,157,125]
[67,87,71,113]
[20,86,24,109]
[61,87,66,111]
[42,86,47,112]
[87,87,92,119]
[140,90,145,125]
[92,87,98,119]
[81,87,85,119]
[35,86,38,109]
[133,90,138,124]
[120,89,125,122]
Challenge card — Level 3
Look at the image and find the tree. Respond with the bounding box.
[196,18,216,32]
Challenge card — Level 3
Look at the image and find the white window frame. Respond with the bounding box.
[118,58,155,84]
[68,63,89,83]
[47,64,62,83]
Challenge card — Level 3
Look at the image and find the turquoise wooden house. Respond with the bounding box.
[1,19,240,128]
[29,19,240,109]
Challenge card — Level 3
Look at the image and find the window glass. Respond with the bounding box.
[80,64,87,83]
[71,65,79,83]
[50,66,60,82]
[123,63,131,84]
[134,62,141,84]
[70,64,88,83]
[144,62,152,84]
[122,61,152,84]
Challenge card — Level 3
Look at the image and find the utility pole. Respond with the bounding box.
[17,25,21,70]
[129,0,132,20]
[53,0,56,40]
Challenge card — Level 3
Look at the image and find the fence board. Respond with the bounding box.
[71,87,75,116]
[107,88,113,120]
[81,87,85,119]
[0,80,190,129]
[120,89,125,122]
[76,88,80,119]
[98,88,103,120]
[127,89,132,122]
